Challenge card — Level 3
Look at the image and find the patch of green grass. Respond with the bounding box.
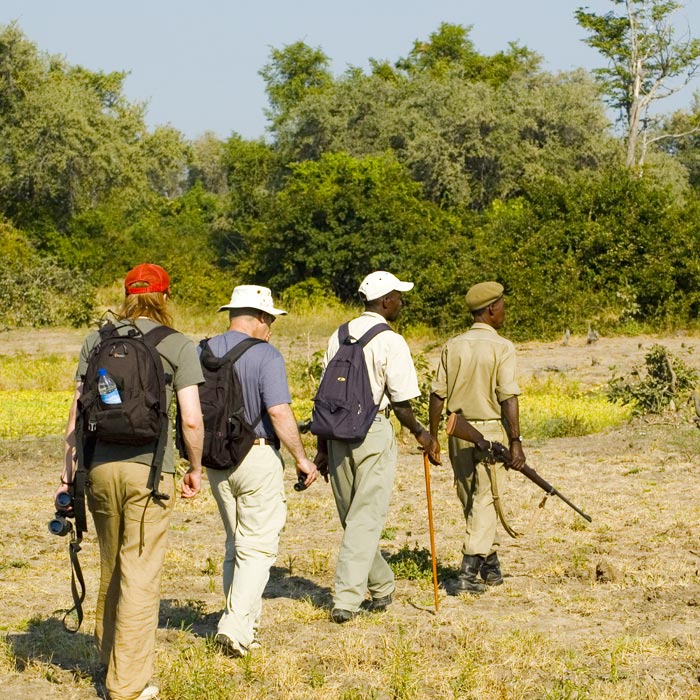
[384,626,420,700]
[381,527,398,540]
[386,543,449,581]
[520,376,632,440]
[0,390,73,438]
[0,354,76,391]
[157,631,246,700]
[0,560,29,573]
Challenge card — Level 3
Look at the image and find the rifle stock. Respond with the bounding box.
[445,413,592,523]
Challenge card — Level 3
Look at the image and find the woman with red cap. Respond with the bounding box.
[57,264,204,700]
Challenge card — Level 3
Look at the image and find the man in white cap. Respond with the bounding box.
[428,281,525,594]
[314,271,438,623]
[207,285,318,656]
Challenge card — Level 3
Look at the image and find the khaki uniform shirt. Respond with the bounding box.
[323,312,420,411]
[432,322,520,420]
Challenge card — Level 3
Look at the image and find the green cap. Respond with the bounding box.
[465,281,504,311]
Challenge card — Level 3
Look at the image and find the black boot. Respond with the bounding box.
[455,555,486,594]
[480,552,504,586]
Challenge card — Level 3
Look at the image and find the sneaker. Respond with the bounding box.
[137,686,159,700]
[331,608,358,624]
[363,593,393,613]
[215,632,247,657]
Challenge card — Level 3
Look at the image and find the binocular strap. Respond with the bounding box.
[63,536,86,633]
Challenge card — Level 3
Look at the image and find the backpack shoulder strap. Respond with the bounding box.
[143,324,179,347]
[97,320,117,339]
[224,337,265,364]
[338,323,351,345]
[200,337,264,370]
[140,325,179,501]
[357,322,391,347]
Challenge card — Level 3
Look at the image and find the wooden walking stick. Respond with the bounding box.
[423,452,439,612]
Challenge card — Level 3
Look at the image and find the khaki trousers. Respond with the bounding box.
[207,444,286,652]
[328,415,396,612]
[87,461,175,700]
[448,421,508,557]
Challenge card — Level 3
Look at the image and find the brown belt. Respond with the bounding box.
[252,437,275,446]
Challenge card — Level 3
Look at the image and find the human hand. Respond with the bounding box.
[296,457,318,488]
[508,441,526,471]
[416,429,440,465]
[314,450,329,482]
[181,467,202,498]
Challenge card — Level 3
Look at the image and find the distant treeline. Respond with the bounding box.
[2,20,700,338]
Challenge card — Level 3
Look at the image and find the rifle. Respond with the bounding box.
[446,413,592,523]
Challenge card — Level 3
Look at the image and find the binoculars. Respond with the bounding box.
[48,491,74,537]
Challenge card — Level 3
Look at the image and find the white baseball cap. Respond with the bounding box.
[217,285,287,315]
[358,271,414,301]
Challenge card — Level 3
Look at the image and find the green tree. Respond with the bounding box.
[188,131,229,195]
[396,22,541,85]
[260,41,332,131]
[575,0,700,170]
[239,151,468,325]
[273,62,617,211]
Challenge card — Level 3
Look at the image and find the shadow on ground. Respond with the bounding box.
[159,567,333,636]
[5,616,106,697]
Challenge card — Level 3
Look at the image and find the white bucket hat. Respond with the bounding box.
[358,271,414,301]
[217,285,287,315]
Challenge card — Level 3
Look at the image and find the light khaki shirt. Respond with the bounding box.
[432,322,520,420]
[323,312,420,411]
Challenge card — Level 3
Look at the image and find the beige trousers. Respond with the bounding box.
[328,415,397,612]
[207,444,286,652]
[87,461,175,700]
[448,421,508,557]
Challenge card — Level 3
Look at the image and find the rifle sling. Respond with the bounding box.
[484,459,550,540]
[485,461,523,539]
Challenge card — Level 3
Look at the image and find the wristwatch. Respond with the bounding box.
[509,435,523,443]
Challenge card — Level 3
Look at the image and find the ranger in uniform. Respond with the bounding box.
[428,281,525,593]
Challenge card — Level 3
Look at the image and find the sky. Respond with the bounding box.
[2,0,700,141]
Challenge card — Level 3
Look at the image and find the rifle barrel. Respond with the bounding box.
[520,465,591,522]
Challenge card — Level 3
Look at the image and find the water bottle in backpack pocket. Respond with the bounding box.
[97,368,122,405]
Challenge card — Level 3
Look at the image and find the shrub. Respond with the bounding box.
[607,344,699,415]
[0,223,95,328]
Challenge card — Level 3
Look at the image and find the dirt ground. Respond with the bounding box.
[1,329,700,699]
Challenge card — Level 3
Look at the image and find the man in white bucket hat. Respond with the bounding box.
[206,285,317,656]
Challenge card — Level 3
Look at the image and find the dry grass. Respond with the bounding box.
[2,327,700,699]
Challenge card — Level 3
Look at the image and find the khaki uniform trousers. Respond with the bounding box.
[87,461,175,700]
[328,415,396,612]
[207,444,286,652]
[448,420,508,557]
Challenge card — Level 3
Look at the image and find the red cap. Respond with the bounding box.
[124,263,170,295]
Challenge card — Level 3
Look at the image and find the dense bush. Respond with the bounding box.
[0,223,94,327]
[607,344,699,415]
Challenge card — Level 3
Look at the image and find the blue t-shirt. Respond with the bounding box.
[203,330,291,439]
